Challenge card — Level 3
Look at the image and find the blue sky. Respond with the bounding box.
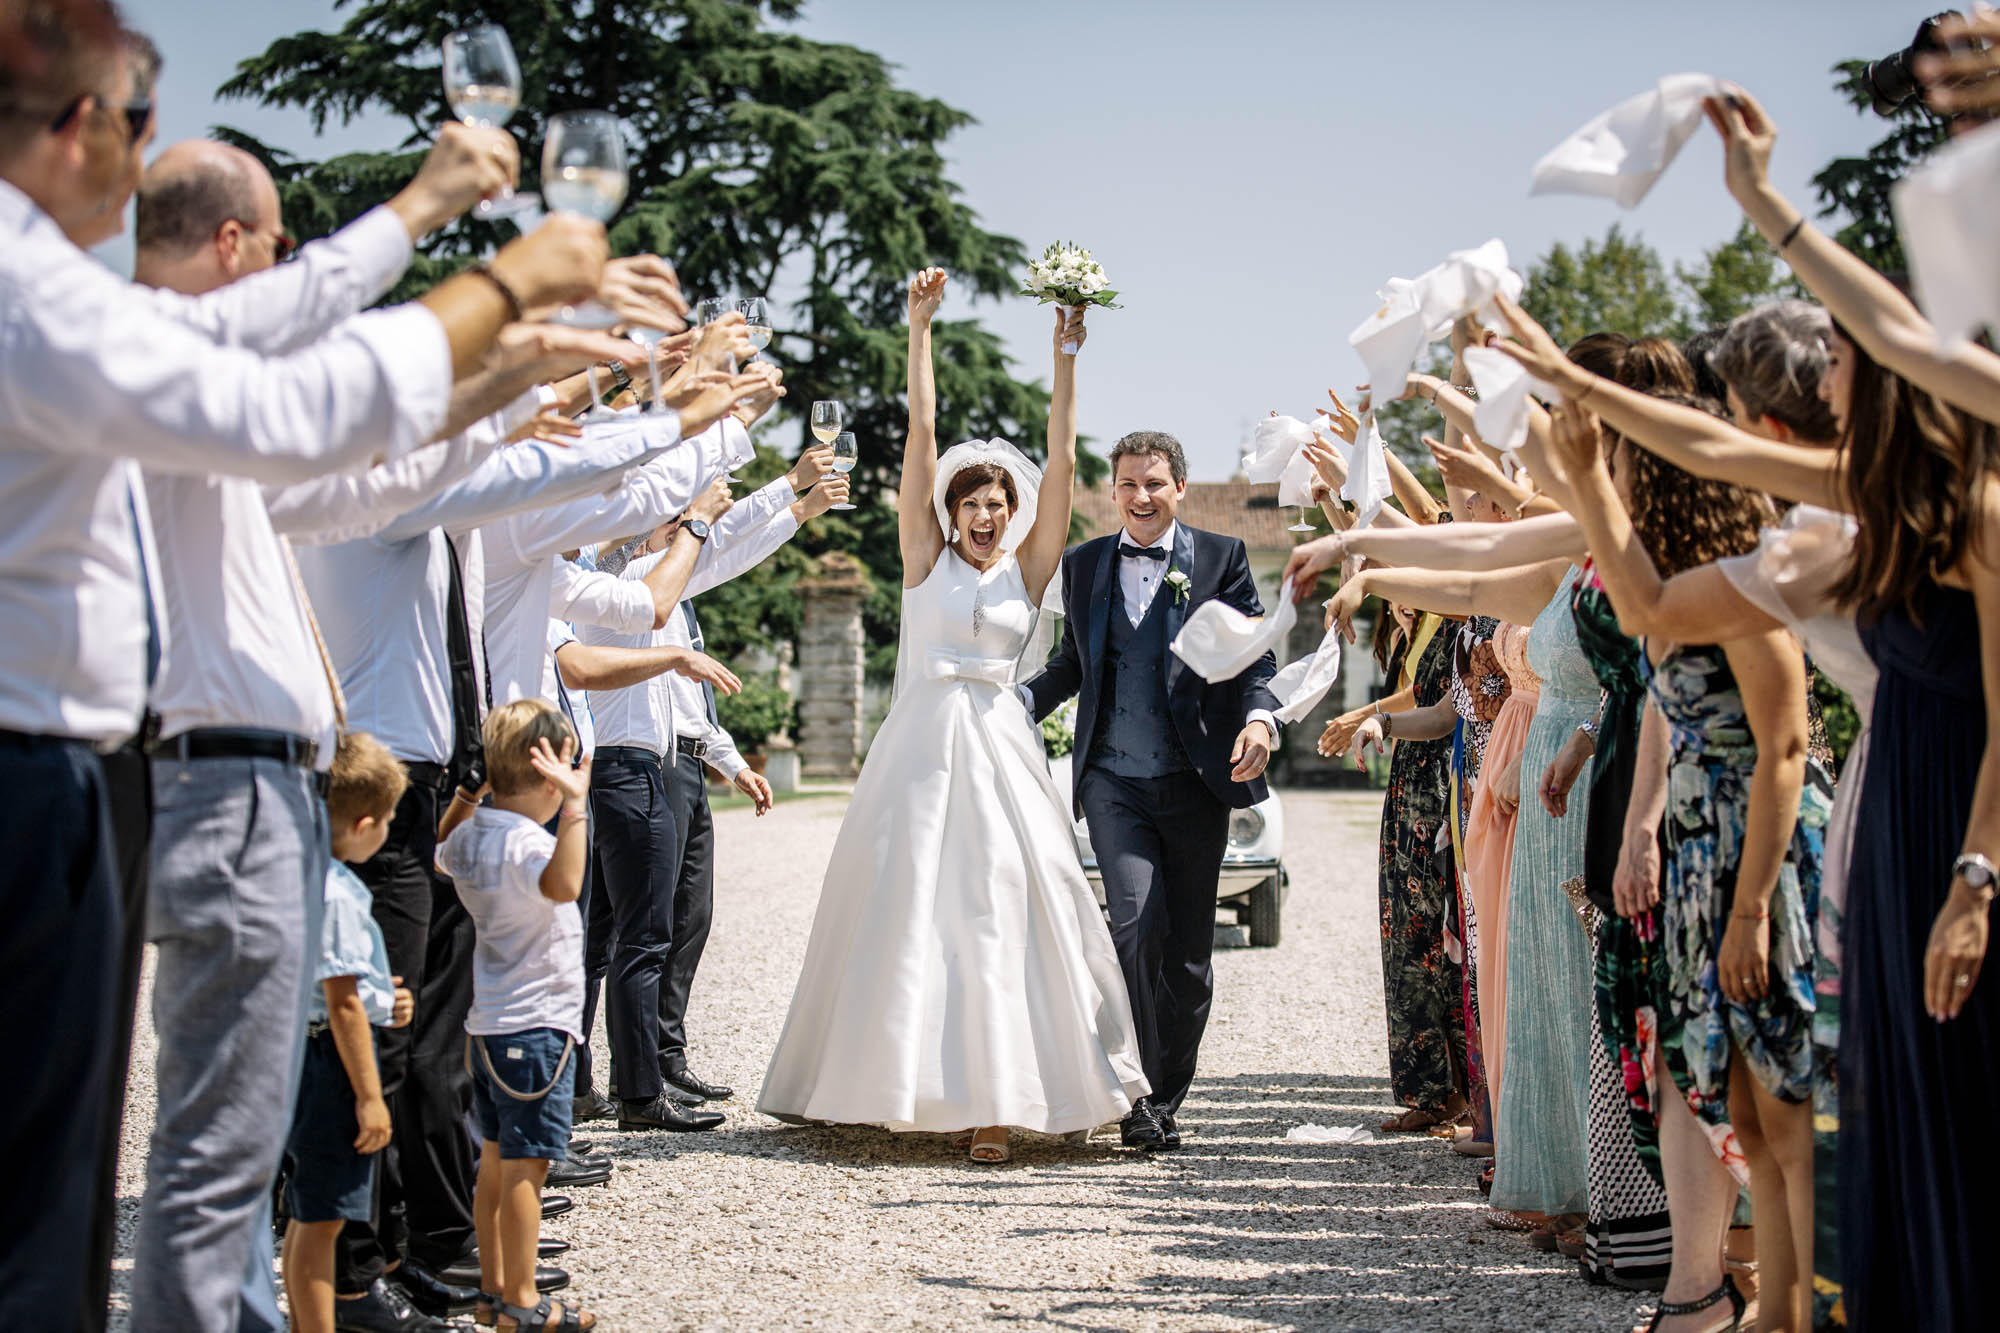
[115,0,1922,478]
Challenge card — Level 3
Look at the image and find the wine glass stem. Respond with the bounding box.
[647,344,661,413]
[587,364,603,411]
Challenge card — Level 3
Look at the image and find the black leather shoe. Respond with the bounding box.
[1158,1110,1183,1150]
[390,1259,477,1316]
[539,1237,571,1259]
[663,1064,734,1101]
[567,1135,601,1156]
[333,1278,453,1332]
[546,1156,613,1188]
[436,1253,572,1294]
[541,1192,574,1219]
[618,1094,724,1131]
[1119,1099,1167,1150]
[571,1089,617,1124]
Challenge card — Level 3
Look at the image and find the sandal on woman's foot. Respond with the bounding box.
[1528,1212,1586,1253]
[1450,1129,1495,1158]
[1483,1208,1547,1232]
[968,1127,1010,1163]
[1641,1274,1745,1333]
[475,1292,501,1327]
[950,1132,974,1149]
[499,1295,596,1331]
[1378,1107,1446,1134]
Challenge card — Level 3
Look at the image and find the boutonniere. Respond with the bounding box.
[1165,569,1192,606]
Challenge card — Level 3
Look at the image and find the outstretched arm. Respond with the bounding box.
[898,268,950,586]
[1325,559,1570,638]
[1019,307,1086,604]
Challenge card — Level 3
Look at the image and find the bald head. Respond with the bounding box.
[136,140,270,255]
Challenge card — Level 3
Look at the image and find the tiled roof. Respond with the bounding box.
[1070,479,1302,553]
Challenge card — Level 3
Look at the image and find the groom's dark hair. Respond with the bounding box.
[1108,431,1187,484]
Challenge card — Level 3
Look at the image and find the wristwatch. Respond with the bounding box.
[683,518,712,543]
[1953,852,1997,896]
[601,361,634,402]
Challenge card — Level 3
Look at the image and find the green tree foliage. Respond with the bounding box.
[1809,60,1948,273]
[219,0,1097,675]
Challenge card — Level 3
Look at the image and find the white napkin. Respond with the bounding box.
[1242,414,1317,484]
[1170,579,1298,684]
[1343,410,1395,530]
[1415,238,1525,333]
[1277,448,1319,510]
[1348,282,1433,413]
[1268,624,1344,725]
[1462,344,1555,456]
[1285,1123,1376,1144]
[1530,73,1727,208]
[1894,118,2000,348]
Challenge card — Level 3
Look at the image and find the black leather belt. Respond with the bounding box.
[596,744,662,769]
[675,736,709,760]
[148,727,319,772]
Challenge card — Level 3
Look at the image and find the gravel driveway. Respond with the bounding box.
[113,788,1653,1331]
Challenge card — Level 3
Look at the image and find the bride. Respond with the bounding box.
[758,268,1148,1162]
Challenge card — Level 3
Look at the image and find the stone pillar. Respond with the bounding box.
[796,552,873,780]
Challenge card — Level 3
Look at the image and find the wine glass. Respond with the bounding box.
[541,110,627,328]
[829,431,858,510]
[739,296,772,361]
[628,327,666,414]
[441,26,536,219]
[810,400,842,446]
[1289,504,1315,533]
[693,296,733,327]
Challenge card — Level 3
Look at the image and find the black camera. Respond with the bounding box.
[1864,11,1960,116]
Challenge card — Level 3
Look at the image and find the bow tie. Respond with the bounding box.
[1118,543,1167,562]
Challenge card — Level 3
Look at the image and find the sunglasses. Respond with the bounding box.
[224,218,297,263]
[49,92,153,144]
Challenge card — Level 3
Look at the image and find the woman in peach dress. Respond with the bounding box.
[1464,621,1537,1124]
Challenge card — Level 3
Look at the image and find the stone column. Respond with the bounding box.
[796,552,873,780]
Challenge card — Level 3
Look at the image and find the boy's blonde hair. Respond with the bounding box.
[482,698,577,797]
[327,731,409,828]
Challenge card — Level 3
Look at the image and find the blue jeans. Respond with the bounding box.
[133,755,327,1333]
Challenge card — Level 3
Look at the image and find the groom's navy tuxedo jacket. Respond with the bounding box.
[1023,523,1281,818]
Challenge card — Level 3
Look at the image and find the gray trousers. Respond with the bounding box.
[132,756,327,1333]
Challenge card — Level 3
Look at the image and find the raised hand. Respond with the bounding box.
[391,121,520,238]
[671,649,742,696]
[1280,533,1348,603]
[787,446,834,494]
[1426,433,1512,497]
[1318,388,1361,444]
[1305,440,1349,493]
[730,362,786,428]
[734,768,775,816]
[1054,304,1087,357]
[1546,400,1605,479]
[528,737,591,804]
[666,370,773,438]
[491,322,641,383]
[908,267,947,326]
[506,408,582,447]
[1918,11,2000,117]
[1701,87,1778,209]
[1322,573,1368,642]
[1318,709,1370,761]
[1488,291,1582,396]
[598,254,688,334]
[489,213,608,313]
[688,476,735,524]
[799,473,851,519]
[691,310,753,371]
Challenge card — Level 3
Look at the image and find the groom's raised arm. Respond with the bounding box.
[1021,548,1084,722]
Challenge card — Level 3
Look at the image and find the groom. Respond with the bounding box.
[1023,431,1281,1150]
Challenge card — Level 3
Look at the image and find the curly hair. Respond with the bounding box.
[1826,319,1999,621]
[1615,392,1775,579]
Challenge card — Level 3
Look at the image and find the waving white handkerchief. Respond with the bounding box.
[1894,119,2000,348]
[1349,282,1433,412]
[1531,73,1726,209]
[1343,410,1395,530]
[1463,344,1554,456]
[1268,626,1344,725]
[1170,579,1298,684]
[1277,448,1319,510]
[1243,415,1318,484]
[1416,238,1525,332]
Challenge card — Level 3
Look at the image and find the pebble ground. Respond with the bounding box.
[112,789,1653,1331]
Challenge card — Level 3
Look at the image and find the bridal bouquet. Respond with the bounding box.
[1020,241,1121,309]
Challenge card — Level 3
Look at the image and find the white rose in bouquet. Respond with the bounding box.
[1018,240,1121,356]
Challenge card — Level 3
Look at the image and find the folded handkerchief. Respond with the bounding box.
[1171,579,1298,684]
[1415,238,1525,333]
[1894,118,2000,348]
[1243,415,1318,484]
[1268,626,1344,725]
[1531,73,1726,209]
[1344,410,1395,530]
[1462,344,1555,456]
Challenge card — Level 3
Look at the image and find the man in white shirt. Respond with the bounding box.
[0,14,606,1330]
[579,469,844,1128]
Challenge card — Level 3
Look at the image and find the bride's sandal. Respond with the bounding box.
[968,1127,1010,1163]
[950,1132,975,1150]
[1640,1275,1745,1333]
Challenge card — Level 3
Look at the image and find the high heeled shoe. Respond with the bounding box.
[1643,1274,1745,1332]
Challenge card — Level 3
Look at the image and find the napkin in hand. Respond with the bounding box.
[1170,579,1298,684]
[1268,626,1344,725]
[1462,344,1555,457]
[1415,238,1524,333]
[1894,118,2000,348]
[1530,73,1727,208]
[1242,415,1318,484]
[1343,410,1395,530]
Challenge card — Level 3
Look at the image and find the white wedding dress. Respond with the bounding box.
[758,549,1149,1133]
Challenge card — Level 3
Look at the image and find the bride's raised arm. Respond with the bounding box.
[898,267,950,586]
[1018,307,1086,603]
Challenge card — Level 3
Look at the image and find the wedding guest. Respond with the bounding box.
[434,701,598,1333]
[283,734,413,1333]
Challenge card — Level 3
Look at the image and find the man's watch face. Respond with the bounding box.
[685,518,711,541]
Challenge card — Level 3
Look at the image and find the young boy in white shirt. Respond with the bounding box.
[283,733,414,1333]
[435,699,595,1332]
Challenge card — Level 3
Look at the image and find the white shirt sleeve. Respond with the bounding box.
[696,711,747,782]
[550,557,657,635]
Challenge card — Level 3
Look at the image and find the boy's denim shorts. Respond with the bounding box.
[467,1028,575,1161]
[284,1029,376,1223]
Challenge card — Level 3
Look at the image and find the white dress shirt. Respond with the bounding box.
[550,557,656,638]
[479,419,754,708]
[547,618,596,756]
[582,486,802,755]
[658,606,747,782]
[0,183,447,741]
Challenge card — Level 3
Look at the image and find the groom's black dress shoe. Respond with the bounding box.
[1158,1110,1183,1150]
[618,1093,725,1131]
[664,1062,734,1102]
[1120,1099,1169,1150]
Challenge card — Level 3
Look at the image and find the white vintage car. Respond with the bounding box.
[1046,752,1289,947]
